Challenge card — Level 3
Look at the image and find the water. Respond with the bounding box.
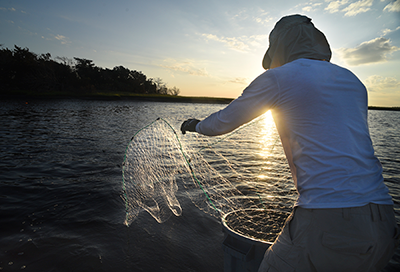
[0,99,399,271]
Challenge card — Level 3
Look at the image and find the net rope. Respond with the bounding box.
[122,113,297,241]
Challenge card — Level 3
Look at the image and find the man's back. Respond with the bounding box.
[270,58,393,208]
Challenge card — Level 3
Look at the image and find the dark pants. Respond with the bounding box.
[258,203,400,272]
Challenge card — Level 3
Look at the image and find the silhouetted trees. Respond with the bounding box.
[0,45,180,96]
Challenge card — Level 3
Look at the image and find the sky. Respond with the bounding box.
[1,0,399,106]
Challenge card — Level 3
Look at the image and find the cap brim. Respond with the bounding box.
[262,48,271,70]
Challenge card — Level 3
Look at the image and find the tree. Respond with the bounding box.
[169,86,180,96]
[55,56,75,67]
[0,45,180,96]
[153,77,168,94]
[0,46,14,93]
[74,58,98,91]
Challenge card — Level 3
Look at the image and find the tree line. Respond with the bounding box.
[0,45,180,96]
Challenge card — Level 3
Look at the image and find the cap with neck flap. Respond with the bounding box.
[262,14,332,70]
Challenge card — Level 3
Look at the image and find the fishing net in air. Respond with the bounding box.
[122,112,297,242]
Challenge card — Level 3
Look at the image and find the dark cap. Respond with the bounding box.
[262,15,330,70]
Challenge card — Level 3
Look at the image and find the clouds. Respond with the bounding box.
[383,0,400,12]
[366,75,400,106]
[325,0,373,16]
[201,34,249,52]
[159,58,252,88]
[0,6,26,13]
[325,0,350,13]
[195,7,271,54]
[301,2,323,12]
[343,0,374,16]
[52,34,70,45]
[230,7,274,26]
[228,77,249,84]
[365,75,400,93]
[160,59,209,77]
[0,7,16,12]
[1,0,399,105]
[324,0,400,16]
[382,26,400,36]
[200,33,268,52]
[38,31,71,45]
[329,2,400,66]
[337,37,399,65]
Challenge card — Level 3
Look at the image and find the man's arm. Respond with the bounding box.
[195,71,280,136]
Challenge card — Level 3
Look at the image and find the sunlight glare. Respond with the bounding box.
[263,110,274,126]
[257,110,279,159]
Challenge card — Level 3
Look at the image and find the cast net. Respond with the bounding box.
[122,112,297,242]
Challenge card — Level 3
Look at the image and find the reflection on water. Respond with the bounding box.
[0,99,398,271]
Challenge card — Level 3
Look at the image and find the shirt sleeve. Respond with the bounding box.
[196,70,280,136]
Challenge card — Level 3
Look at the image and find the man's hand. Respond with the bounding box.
[180,119,200,134]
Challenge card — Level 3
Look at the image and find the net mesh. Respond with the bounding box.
[122,112,297,241]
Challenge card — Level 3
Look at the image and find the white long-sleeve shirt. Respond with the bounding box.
[196,58,393,208]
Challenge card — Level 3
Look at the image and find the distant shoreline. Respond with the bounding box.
[367,106,400,111]
[1,93,234,104]
[1,93,399,111]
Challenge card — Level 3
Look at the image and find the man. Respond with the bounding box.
[181,15,399,271]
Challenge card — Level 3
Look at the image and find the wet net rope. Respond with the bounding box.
[122,113,297,242]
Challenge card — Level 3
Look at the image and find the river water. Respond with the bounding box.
[0,99,399,271]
